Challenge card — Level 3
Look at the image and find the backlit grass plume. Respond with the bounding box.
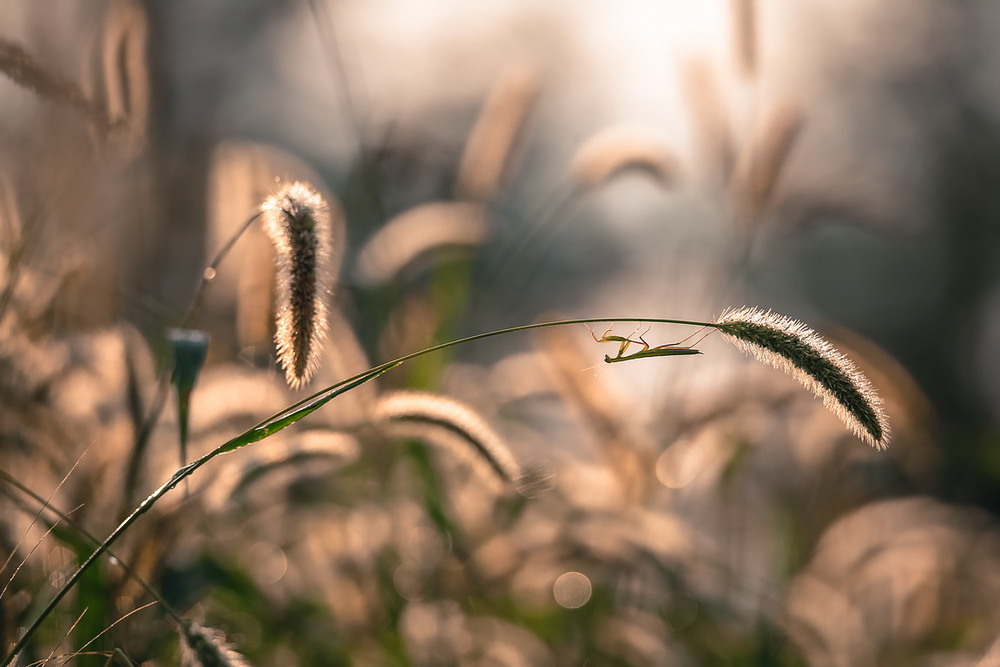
[455,61,539,202]
[716,307,890,449]
[261,182,332,389]
[373,390,523,490]
[354,202,487,286]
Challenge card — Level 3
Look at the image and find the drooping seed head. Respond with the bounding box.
[353,202,487,286]
[569,125,677,190]
[373,390,525,491]
[679,58,734,183]
[261,182,332,389]
[716,307,890,449]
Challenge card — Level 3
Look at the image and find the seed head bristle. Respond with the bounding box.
[179,621,250,667]
[373,391,524,490]
[261,182,332,389]
[354,202,487,286]
[716,307,890,449]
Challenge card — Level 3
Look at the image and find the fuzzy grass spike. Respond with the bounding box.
[261,182,332,389]
[716,307,890,449]
[374,390,524,490]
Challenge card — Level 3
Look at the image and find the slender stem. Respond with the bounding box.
[0,470,185,626]
[3,315,718,665]
[478,181,577,300]
[256,316,718,432]
[123,211,262,510]
[307,0,365,156]
[6,473,188,664]
[2,365,392,666]
[373,315,717,371]
[121,374,169,511]
[180,210,262,330]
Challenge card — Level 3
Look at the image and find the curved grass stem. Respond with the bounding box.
[2,315,715,665]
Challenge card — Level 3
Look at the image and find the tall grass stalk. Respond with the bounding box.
[0,470,186,627]
[122,211,263,509]
[2,310,888,663]
[717,307,890,448]
[2,362,394,666]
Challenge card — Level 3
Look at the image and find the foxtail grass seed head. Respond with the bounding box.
[716,307,890,449]
[261,182,332,389]
[179,621,250,667]
[680,58,734,182]
[569,125,677,190]
[373,391,523,490]
[456,61,539,201]
[354,202,487,286]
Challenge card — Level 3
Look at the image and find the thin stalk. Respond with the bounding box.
[0,470,185,626]
[3,365,392,665]
[3,315,716,665]
[307,0,365,156]
[180,210,263,329]
[123,211,262,509]
[258,316,716,431]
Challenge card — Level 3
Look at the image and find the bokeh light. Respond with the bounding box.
[553,571,593,609]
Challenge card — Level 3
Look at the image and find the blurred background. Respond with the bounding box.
[2,0,1000,664]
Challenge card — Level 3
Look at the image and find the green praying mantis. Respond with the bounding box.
[588,324,707,363]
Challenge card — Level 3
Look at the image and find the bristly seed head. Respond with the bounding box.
[261,182,332,389]
[716,307,890,449]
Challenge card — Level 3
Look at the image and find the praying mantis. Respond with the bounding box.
[588,324,706,363]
